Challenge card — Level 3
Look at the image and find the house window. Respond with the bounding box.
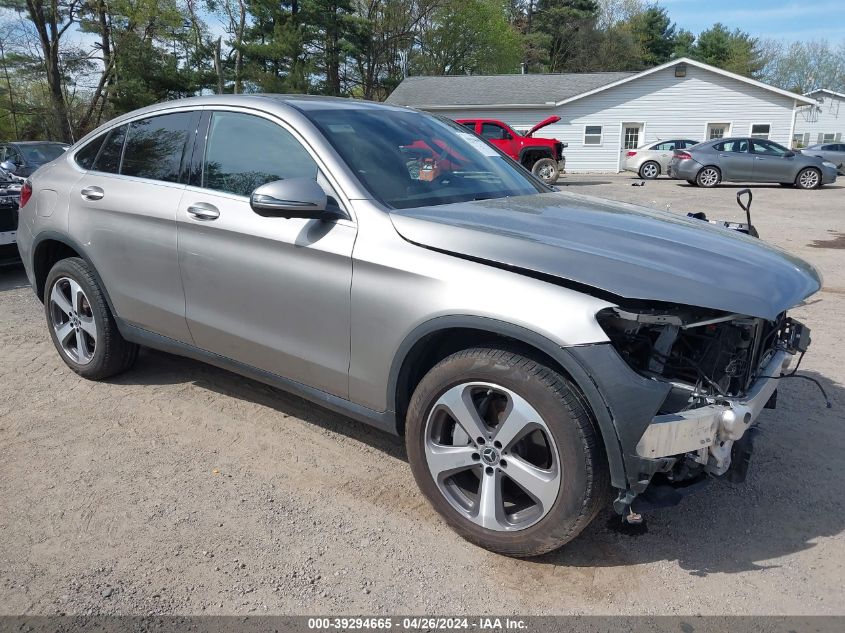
[792,133,804,147]
[584,125,602,145]
[707,123,729,139]
[822,133,836,143]
[750,124,770,139]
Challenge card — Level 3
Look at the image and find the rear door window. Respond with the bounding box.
[92,124,128,174]
[121,112,194,182]
[715,139,748,153]
[653,141,677,151]
[75,134,107,170]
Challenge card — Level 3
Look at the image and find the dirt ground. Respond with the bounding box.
[1,175,844,616]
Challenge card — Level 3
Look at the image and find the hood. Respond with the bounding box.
[389,192,821,320]
[526,116,561,137]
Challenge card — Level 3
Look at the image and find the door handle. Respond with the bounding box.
[755,157,765,161]
[80,186,104,201]
[187,203,220,220]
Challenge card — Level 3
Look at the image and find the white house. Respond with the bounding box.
[793,89,845,147]
[386,57,817,172]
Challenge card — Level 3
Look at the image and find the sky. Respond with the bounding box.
[657,0,845,43]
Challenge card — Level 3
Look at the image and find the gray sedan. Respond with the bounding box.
[668,137,838,189]
[802,143,845,175]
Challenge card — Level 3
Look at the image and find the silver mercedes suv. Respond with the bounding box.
[16,96,820,556]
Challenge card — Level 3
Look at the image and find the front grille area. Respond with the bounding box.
[0,206,19,232]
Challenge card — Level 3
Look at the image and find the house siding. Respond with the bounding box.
[431,65,801,172]
[793,92,845,146]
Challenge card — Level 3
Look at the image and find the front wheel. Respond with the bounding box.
[405,347,609,557]
[531,158,559,185]
[44,257,138,380]
[795,167,821,190]
[696,166,721,188]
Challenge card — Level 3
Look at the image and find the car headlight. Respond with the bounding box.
[822,161,837,169]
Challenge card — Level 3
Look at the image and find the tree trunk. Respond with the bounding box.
[0,38,19,138]
[25,0,74,142]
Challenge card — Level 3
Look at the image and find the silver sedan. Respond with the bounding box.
[668,137,838,188]
[622,138,699,179]
[802,143,845,175]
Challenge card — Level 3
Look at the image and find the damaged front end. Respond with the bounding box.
[596,304,811,518]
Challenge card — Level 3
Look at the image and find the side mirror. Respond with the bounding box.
[250,178,340,220]
[0,160,17,174]
[784,151,795,158]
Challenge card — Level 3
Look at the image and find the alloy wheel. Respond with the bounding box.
[698,168,719,187]
[641,162,659,179]
[424,382,561,532]
[49,277,97,365]
[798,169,820,189]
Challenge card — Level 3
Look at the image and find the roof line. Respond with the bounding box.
[552,57,817,107]
[804,88,845,100]
[414,103,552,110]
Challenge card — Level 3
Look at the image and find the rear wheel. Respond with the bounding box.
[795,167,821,190]
[638,161,660,179]
[44,257,138,380]
[696,166,721,188]
[405,347,609,557]
[531,158,559,185]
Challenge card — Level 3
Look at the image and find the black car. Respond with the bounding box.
[0,141,69,177]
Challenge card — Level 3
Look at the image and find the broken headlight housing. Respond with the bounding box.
[596,305,789,413]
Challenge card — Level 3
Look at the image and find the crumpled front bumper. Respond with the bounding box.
[635,350,790,465]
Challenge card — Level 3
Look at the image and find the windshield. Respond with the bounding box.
[19,143,68,164]
[303,107,544,209]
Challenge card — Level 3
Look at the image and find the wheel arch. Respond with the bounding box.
[518,146,554,167]
[389,316,627,489]
[31,232,118,317]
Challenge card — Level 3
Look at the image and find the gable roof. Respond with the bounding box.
[805,88,845,101]
[386,58,817,109]
[385,72,636,108]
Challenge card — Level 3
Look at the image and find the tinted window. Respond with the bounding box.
[751,139,788,156]
[75,134,107,170]
[821,144,837,151]
[93,124,128,174]
[681,140,699,148]
[203,112,317,197]
[480,123,507,140]
[121,112,193,182]
[714,139,748,153]
[652,141,677,151]
[460,122,476,130]
[19,143,66,163]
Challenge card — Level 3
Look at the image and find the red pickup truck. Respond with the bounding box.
[456,116,566,184]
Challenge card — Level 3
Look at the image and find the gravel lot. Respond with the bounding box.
[1,174,844,616]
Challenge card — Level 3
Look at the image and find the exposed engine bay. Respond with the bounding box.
[597,305,810,487]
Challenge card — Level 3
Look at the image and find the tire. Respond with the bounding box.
[638,161,660,179]
[696,166,721,188]
[795,167,821,190]
[405,347,609,557]
[44,257,138,380]
[531,158,559,185]
[686,179,698,186]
